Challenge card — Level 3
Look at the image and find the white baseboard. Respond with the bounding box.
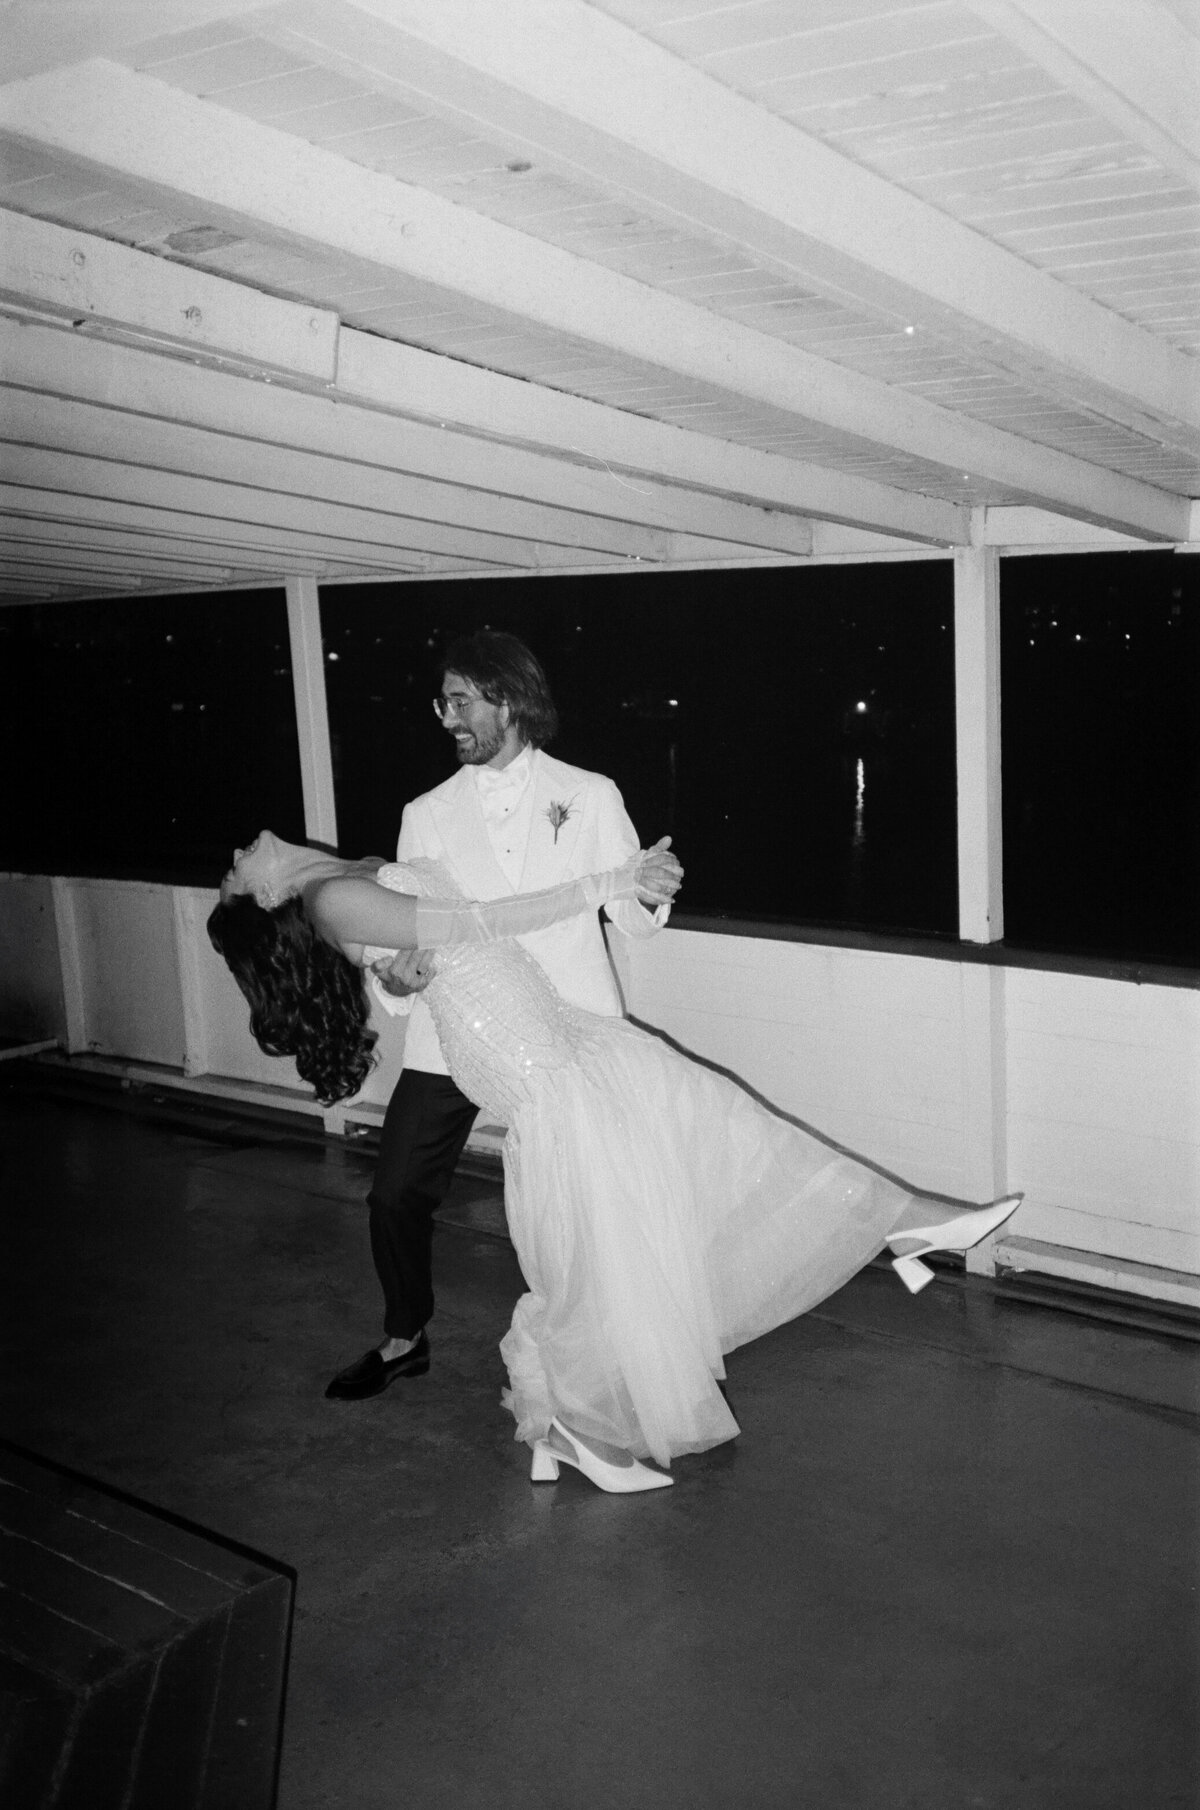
[996,1235,1200,1311]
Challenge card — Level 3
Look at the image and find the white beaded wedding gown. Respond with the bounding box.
[369,859,922,1468]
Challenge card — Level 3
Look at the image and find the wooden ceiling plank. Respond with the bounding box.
[0,378,711,566]
[0,59,1179,536]
[966,0,1200,185]
[0,1,260,83]
[317,0,1198,438]
[0,511,328,575]
[0,482,484,575]
[335,330,963,545]
[0,278,817,557]
[0,440,548,572]
[0,538,233,581]
[0,442,684,578]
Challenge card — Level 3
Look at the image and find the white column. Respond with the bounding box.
[954,540,1010,1270]
[954,542,1003,943]
[288,575,344,1138]
[172,888,211,1079]
[50,877,88,1053]
[960,962,1010,1276]
[285,574,338,846]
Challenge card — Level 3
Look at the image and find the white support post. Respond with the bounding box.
[50,877,88,1053]
[285,574,339,847]
[954,542,1004,944]
[953,539,1009,1271]
[959,963,1009,1276]
[172,889,211,1079]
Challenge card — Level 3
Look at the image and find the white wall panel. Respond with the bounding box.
[625,929,1200,1280]
[0,876,66,1043]
[65,879,187,1067]
[624,928,974,1198]
[1005,969,1200,1273]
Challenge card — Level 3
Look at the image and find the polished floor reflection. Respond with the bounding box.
[3,1073,1197,1810]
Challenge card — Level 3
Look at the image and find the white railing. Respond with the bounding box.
[4,870,1197,1306]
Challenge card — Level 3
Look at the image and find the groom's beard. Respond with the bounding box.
[451,718,506,765]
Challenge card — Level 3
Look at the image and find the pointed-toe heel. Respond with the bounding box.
[530,1441,561,1482]
[892,1251,937,1294]
[529,1419,673,1493]
[888,1192,1023,1295]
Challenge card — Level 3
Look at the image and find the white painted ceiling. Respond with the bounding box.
[1,0,1197,602]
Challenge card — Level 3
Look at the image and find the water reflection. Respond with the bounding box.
[848,756,866,916]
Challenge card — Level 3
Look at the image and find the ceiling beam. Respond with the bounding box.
[0,207,338,380]
[0,443,629,577]
[0,487,462,576]
[4,211,955,545]
[0,511,330,577]
[308,0,1200,448]
[0,60,1187,541]
[0,306,816,562]
[0,536,241,582]
[334,332,954,546]
[0,374,766,569]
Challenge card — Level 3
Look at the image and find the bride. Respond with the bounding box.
[208,830,1021,1493]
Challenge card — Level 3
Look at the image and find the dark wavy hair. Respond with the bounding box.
[207,892,377,1105]
[441,630,559,747]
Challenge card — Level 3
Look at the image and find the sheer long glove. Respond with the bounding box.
[413,848,668,946]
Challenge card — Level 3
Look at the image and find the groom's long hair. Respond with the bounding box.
[441,631,559,748]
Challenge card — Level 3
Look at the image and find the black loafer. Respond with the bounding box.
[325,1331,430,1400]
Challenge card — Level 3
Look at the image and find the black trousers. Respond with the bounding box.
[367,1069,479,1339]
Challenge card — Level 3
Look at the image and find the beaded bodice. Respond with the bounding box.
[367,860,599,1124]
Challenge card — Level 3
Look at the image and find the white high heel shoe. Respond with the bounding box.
[887,1193,1023,1295]
[530,1418,674,1493]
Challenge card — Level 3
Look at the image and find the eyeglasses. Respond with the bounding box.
[432,690,488,721]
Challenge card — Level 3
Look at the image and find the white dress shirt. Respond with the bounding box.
[475,749,535,886]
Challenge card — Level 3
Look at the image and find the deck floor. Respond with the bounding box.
[2,1073,1198,1810]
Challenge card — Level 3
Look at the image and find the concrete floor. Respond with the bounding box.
[3,1071,1198,1810]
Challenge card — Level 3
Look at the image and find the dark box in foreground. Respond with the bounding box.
[0,1444,293,1810]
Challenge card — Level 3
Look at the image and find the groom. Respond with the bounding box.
[325,630,677,1400]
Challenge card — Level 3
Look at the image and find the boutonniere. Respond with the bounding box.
[545,797,577,843]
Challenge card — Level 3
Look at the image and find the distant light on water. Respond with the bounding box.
[855,699,867,713]
[853,757,866,849]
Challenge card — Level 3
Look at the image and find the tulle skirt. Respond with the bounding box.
[498,1016,918,1466]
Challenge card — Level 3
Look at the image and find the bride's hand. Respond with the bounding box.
[635,836,683,907]
[372,949,435,995]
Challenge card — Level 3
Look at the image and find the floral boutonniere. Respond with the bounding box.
[545,797,577,844]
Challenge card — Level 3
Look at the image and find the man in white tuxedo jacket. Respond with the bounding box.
[325,631,674,1401]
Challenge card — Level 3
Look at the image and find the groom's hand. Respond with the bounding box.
[635,836,683,909]
[372,950,433,995]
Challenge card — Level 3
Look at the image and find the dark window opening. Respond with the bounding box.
[1001,552,1199,968]
[322,563,959,937]
[0,590,305,884]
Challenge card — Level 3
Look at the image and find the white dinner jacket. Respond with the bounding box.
[383,748,667,1076]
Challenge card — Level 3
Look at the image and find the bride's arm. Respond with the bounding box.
[309,877,419,952]
[308,843,680,954]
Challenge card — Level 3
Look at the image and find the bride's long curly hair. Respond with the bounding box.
[207,892,377,1105]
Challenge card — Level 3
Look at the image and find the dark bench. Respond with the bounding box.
[0,1443,293,1810]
